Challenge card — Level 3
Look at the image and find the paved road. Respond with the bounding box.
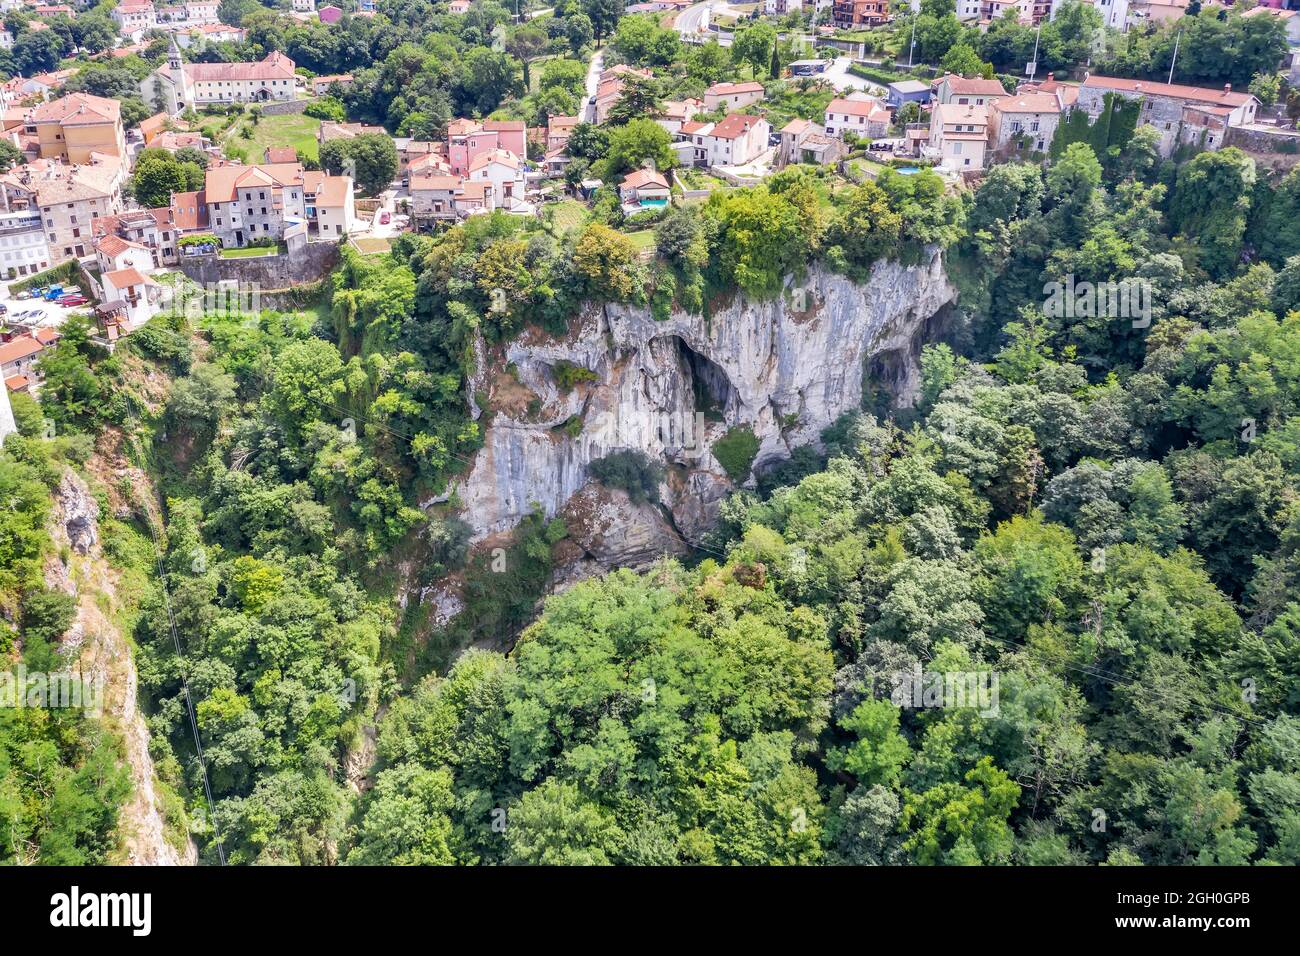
[582,47,604,123]
[674,0,712,36]
[822,56,876,93]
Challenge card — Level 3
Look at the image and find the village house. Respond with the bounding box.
[395,139,443,178]
[155,1,221,26]
[139,112,168,146]
[654,99,703,136]
[467,148,530,213]
[142,40,297,114]
[0,208,51,279]
[927,102,989,171]
[93,206,182,266]
[777,118,846,168]
[447,118,526,177]
[174,23,249,48]
[94,232,154,276]
[682,114,771,168]
[1076,74,1258,156]
[1,333,50,393]
[14,69,77,102]
[303,169,356,238]
[831,0,892,27]
[591,65,655,125]
[546,115,580,151]
[887,80,931,109]
[703,81,765,112]
[1122,0,1190,26]
[164,189,210,247]
[111,1,157,41]
[311,74,354,95]
[988,90,1065,156]
[0,154,125,263]
[824,95,890,139]
[199,161,354,247]
[932,74,1007,108]
[618,168,670,215]
[25,92,126,164]
[101,266,162,330]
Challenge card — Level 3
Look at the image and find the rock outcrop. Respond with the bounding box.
[47,468,196,866]
[453,251,955,566]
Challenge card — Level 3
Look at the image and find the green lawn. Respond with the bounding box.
[223,111,323,163]
[547,199,589,235]
[626,230,656,255]
[220,243,287,259]
[351,236,392,255]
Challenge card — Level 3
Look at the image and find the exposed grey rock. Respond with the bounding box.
[560,483,689,568]
[57,470,100,556]
[455,252,955,562]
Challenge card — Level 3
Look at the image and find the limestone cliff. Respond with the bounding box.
[47,467,196,866]
[450,250,956,566]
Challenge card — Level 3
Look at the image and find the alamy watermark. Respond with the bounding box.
[890,665,1000,718]
[161,280,262,319]
[586,407,710,459]
[1043,275,1152,329]
[1,665,104,717]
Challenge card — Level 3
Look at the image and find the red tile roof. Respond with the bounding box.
[1082,74,1254,108]
[708,113,763,140]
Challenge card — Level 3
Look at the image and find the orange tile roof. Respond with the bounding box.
[941,76,1007,96]
[169,190,208,230]
[708,113,763,140]
[706,81,764,96]
[992,93,1062,115]
[827,97,886,118]
[29,92,121,127]
[95,234,148,257]
[103,267,152,289]
[621,168,669,191]
[204,162,303,203]
[139,112,168,142]
[0,336,45,366]
[1082,74,1254,108]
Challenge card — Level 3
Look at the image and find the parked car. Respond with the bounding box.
[0,303,7,315]
[44,285,64,301]
[16,290,31,300]
[379,211,391,225]
[58,294,87,306]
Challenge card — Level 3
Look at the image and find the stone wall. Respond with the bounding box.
[1225,124,1300,154]
[260,98,311,117]
[176,240,339,290]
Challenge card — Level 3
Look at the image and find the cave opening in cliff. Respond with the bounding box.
[673,336,734,422]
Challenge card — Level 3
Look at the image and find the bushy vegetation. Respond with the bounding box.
[588,450,663,504]
[1,407,131,864]
[712,426,760,484]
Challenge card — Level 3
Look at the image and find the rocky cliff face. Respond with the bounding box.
[47,467,196,866]
[451,251,955,566]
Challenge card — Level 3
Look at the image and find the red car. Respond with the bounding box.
[58,294,87,306]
